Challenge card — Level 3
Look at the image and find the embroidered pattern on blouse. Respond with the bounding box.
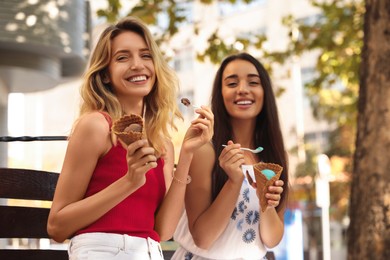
[243,228,256,243]
[184,251,193,260]
[231,207,238,220]
[243,188,250,203]
[238,201,246,213]
[246,210,259,225]
[236,218,244,231]
[231,179,260,245]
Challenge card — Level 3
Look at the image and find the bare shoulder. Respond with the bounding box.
[73,112,110,135]
[68,112,111,154]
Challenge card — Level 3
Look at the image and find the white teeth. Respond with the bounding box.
[129,75,147,82]
[236,100,252,105]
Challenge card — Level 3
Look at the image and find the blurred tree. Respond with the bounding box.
[348,0,390,259]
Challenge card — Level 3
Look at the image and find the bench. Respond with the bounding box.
[0,167,179,259]
[0,168,68,260]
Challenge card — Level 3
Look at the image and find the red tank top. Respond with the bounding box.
[75,112,166,241]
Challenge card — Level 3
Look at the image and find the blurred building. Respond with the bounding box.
[0,0,91,167]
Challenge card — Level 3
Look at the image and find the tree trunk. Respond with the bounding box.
[348,0,390,259]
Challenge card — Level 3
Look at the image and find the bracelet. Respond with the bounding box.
[172,171,192,185]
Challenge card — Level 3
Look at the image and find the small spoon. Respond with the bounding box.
[222,145,264,154]
[181,98,201,109]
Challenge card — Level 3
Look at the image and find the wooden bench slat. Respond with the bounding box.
[0,249,68,260]
[0,206,50,238]
[0,168,59,201]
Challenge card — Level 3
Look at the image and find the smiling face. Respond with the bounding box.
[221,59,264,120]
[108,31,156,104]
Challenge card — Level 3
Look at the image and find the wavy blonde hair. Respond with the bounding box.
[80,16,182,155]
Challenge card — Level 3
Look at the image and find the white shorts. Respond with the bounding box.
[69,232,164,260]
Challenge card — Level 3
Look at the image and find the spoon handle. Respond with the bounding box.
[221,145,261,153]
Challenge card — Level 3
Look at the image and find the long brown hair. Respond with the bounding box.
[210,53,289,212]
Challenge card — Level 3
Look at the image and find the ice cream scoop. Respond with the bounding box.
[261,169,276,180]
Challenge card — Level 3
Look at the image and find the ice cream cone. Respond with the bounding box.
[112,114,144,145]
[253,162,283,212]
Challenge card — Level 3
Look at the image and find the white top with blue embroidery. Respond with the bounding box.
[172,165,267,260]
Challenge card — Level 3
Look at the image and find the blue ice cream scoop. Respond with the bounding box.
[261,169,276,180]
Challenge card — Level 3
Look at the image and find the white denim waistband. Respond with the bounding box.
[70,232,162,256]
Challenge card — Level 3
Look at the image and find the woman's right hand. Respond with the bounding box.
[122,139,157,187]
[182,106,214,153]
[219,140,245,183]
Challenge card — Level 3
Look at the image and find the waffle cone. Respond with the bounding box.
[112,114,144,145]
[253,162,283,212]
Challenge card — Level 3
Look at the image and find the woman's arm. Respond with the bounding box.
[258,179,285,248]
[47,112,153,242]
[154,141,192,241]
[186,142,245,249]
[154,107,214,241]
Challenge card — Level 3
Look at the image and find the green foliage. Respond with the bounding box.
[98,0,259,45]
[326,124,355,158]
[98,0,185,41]
[97,0,122,23]
[294,146,318,178]
[269,0,363,161]
[196,33,253,63]
[289,0,364,129]
[254,0,364,134]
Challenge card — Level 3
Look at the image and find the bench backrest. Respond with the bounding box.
[0,168,180,259]
[0,168,68,260]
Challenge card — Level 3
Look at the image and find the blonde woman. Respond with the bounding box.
[47,16,213,260]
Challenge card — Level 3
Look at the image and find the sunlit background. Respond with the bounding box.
[0,0,357,259]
